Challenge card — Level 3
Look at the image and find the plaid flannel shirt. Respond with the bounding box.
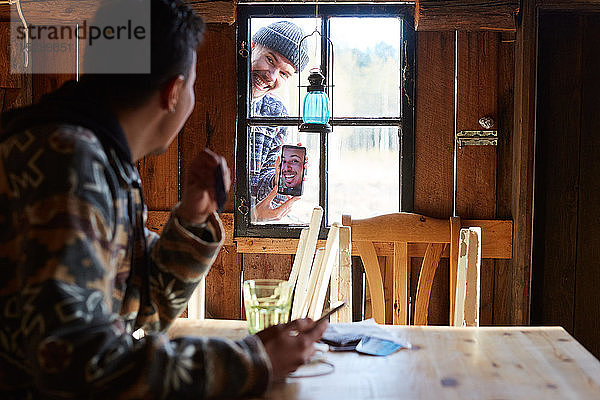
[249,95,290,207]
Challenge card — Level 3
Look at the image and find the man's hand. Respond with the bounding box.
[256,318,328,382]
[254,155,300,222]
[177,149,231,224]
[254,190,300,222]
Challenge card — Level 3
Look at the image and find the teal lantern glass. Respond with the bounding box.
[300,68,331,132]
[297,29,334,133]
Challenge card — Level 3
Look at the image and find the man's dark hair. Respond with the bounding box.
[80,0,205,108]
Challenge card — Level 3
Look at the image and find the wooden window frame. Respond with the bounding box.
[235,3,416,238]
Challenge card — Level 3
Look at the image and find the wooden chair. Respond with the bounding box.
[341,213,464,325]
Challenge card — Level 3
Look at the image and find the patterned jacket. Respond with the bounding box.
[249,94,289,206]
[0,83,270,399]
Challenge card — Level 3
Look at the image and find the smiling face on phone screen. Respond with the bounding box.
[280,147,304,189]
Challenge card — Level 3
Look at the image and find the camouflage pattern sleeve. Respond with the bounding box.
[141,210,224,332]
[0,126,271,398]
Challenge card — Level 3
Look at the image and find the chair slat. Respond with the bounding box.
[393,242,409,324]
[331,226,352,323]
[356,241,386,324]
[384,255,394,324]
[449,216,461,324]
[414,243,446,325]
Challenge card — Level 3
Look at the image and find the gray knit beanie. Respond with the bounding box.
[252,21,309,73]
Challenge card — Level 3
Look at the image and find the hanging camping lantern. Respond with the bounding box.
[298,30,333,133]
[300,68,331,132]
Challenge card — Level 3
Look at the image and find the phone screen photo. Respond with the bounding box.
[277,145,306,197]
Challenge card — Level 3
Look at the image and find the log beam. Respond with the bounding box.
[0,0,235,25]
[537,0,600,10]
[415,0,519,31]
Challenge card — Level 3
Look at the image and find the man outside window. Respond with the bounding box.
[0,1,326,398]
[249,21,309,222]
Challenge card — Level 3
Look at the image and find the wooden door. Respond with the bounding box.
[532,11,600,359]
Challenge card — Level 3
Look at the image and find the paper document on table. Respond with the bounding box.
[321,319,411,354]
[355,337,405,356]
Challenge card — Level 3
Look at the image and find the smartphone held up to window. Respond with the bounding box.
[277,145,306,197]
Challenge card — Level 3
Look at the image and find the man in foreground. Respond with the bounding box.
[0,1,326,398]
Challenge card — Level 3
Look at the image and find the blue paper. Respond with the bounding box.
[355,336,406,356]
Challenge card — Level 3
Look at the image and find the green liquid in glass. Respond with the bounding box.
[243,279,292,334]
[246,304,291,334]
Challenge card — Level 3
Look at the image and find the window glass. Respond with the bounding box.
[330,18,401,118]
[249,17,321,119]
[328,126,399,223]
[249,127,320,225]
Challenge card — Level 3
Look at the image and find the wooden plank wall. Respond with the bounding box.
[494,31,515,325]
[0,22,32,115]
[455,31,499,326]
[192,24,243,319]
[410,30,514,325]
[141,24,244,319]
[412,31,455,324]
[510,0,537,326]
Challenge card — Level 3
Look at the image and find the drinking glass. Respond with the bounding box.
[243,279,292,334]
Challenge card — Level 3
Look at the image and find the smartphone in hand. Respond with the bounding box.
[315,300,347,325]
[277,145,306,197]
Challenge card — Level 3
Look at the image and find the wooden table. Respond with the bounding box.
[168,319,600,399]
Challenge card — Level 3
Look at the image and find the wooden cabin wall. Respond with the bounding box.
[0,23,31,115]
[0,15,516,324]
[409,30,514,325]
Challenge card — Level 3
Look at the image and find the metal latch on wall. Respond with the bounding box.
[456,116,498,149]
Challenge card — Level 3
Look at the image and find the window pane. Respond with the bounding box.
[328,126,399,223]
[249,17,321,119]
[249,127,320,225]
[330,18,401,118]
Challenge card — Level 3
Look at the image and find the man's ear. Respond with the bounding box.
[161,74,186,112]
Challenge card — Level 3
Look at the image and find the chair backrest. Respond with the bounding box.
[342,213,462,325]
